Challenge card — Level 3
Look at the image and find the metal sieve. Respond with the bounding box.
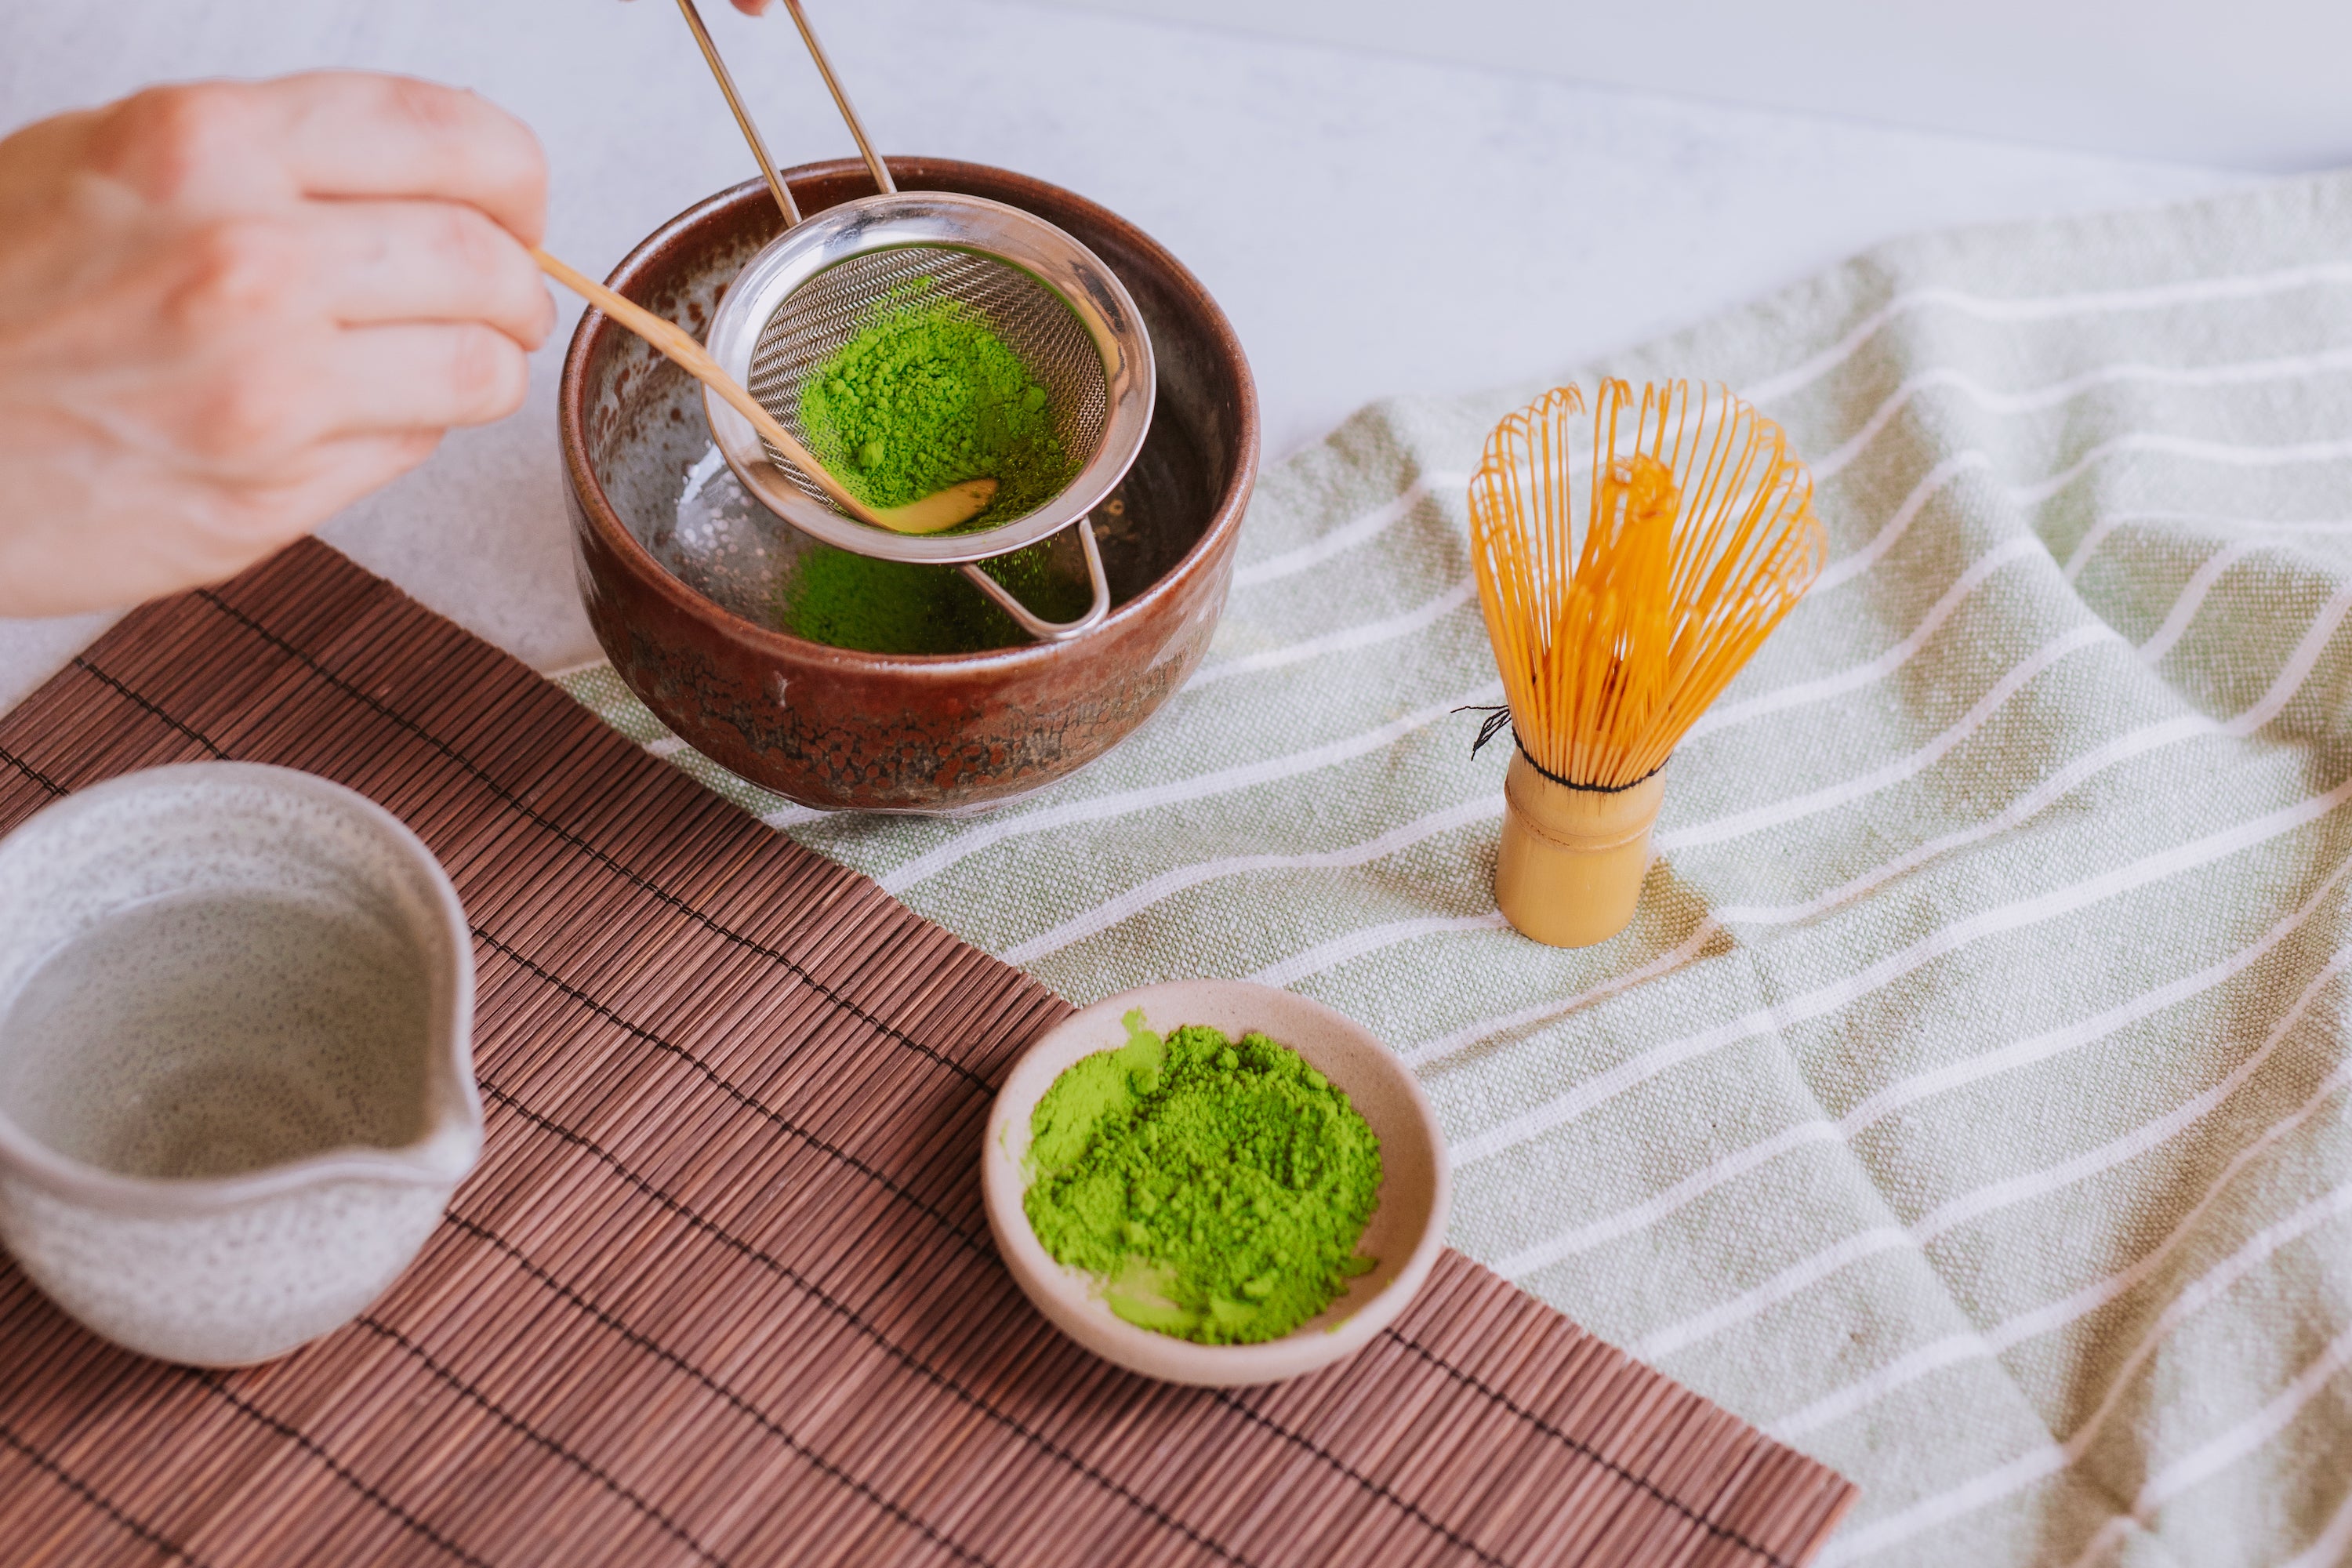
[683,0,1153,641]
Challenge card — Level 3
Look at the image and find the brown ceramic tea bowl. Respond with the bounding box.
[558,159,1258,813]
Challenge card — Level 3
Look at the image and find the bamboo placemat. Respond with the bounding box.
[0,539,1854,1567]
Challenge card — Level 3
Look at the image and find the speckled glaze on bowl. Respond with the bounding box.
[0,764,480,1367]
[559,158,1258,814]
[982,980,1451,1387]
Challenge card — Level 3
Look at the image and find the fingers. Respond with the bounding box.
[220,430,445,537]
[318,322,532,437]
[145,320,521,477]
[253,72,548,244]
[308,200,554,349]
[140,429,448,601]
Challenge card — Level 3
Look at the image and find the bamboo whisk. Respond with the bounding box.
[1471,380,1825,789]
[1468,380,1824,946]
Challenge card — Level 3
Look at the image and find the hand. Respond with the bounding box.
[0,73,552,616]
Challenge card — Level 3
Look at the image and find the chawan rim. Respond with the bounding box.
[982,979,1452,1387]
[0,763,482,1220]
[557,158,1258,675]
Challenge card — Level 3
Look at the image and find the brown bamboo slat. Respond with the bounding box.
[0,539,1857,1567]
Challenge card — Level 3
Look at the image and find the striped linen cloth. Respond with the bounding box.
[561,169,2352,1567]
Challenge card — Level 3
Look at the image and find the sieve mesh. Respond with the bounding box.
[743,245,1108,521]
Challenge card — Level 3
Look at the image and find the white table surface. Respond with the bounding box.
[0,0,2243,715]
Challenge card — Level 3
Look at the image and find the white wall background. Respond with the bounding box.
[1040,0,2352,170]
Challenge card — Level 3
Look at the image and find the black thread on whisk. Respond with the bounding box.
[1457,703,1515,758]
[1454,703,1664,793]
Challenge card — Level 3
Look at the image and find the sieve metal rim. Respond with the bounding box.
[702,189,1155,567]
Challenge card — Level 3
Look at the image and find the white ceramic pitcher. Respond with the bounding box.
[0,763,479,1366]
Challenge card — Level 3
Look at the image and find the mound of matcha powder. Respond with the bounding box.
[797,286,1072,532]
[1023,1011,1382,1345]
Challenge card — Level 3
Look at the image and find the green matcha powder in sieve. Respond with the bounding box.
[1024,1012,1383,1346]
[797,285,1074,529]
[779,284,1085,653]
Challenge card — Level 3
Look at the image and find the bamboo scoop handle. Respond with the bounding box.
[532,249,993,535]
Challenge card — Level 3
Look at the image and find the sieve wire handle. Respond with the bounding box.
[782,0,896,196]
[959,519,1112,644]
[673,0,801,227]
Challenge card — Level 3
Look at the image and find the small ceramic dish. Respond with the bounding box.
[982,978,1450,1386]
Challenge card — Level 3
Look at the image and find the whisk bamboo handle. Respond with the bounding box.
[1494,755,1664,948]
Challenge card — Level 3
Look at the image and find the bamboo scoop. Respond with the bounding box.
[533,249,996,536]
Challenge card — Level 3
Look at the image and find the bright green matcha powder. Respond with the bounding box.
[778,283,1083,652]
[1023,1011,1382,1345]
[797,285,1072,531]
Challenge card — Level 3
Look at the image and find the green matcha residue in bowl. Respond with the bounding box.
[775,540,1088,655]
[1022,1010,1382,1345]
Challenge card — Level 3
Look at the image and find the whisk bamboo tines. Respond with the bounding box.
[1468,379,1825,947]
